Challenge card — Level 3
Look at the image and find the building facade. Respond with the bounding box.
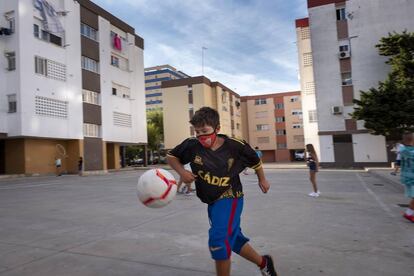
[0,0,146,175]
[144,65,189,111]
[241,92,305,162]
[296,0,414,166]
[161,76,242,149]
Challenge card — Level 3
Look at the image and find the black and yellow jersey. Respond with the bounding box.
[167,134,262,204]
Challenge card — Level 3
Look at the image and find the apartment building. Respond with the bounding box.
[161,76,242,149]
[144,65,190,111]
[241,92,304,162]
[296,0,414,167]
[0,0,146,175]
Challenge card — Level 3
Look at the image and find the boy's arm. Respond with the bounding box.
[167,155,196,184]
[255,166,270,193]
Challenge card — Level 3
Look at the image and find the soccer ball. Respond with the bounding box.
[137,169,177,208]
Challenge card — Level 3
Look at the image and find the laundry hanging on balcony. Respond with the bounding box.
[33,0,64,34]
[113,34,122,51]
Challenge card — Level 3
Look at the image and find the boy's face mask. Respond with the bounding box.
[197,131,217,148]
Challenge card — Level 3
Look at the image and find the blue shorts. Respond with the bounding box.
[207,197,249,260]
[308,162,317,172]
[396,160,401,166]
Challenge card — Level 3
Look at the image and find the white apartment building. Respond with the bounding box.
[296,0,414,167]
[0,0,146,175]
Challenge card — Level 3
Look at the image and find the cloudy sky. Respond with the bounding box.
[94,0,308,96]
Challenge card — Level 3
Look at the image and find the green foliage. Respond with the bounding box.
[146,110,164,151]
[352,31,414,136]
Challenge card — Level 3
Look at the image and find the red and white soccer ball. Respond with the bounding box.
[137,169,177,208]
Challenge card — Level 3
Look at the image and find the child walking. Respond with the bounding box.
[167,107,278,276]
[306,144,320,197]
[400,132,414,223]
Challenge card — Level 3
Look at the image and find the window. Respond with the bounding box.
[294,135,304,143]
[277,143,287,149]
[304,82,315,95]
[255,111,268,118]
[276,129,286,136]
[303,53,312,67]
[35,56,47,76]
[309,110,317,123]
[83,123,100,137]
[275,103,284,109]
[81,23,98,41]
[276,117,285,122]
[290,96,299,102]
[82,56,99,73]
[111,55,119,67]
[336,7,346,21]
[34,24,62,46]
[33,24,40,38]
[5,52,15,71]
[255,98,267,105]
[82,90,99,105]
[111,54,128,71]
[257,137,270,144]
[300,27,310,40]
[189,108,194,119]
[292,109,303,116]
[339,45,349,52]
[256,124,270,131]
[188,89,193,104]
[292,123,302,129]
[341,72,352,85]
[7,94,16,113]
[236,123,240,130]
[112,83,130,99]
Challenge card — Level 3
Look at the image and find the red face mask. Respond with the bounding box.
[197,131,217,148]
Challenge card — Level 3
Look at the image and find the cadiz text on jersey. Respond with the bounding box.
[197,170,230,187]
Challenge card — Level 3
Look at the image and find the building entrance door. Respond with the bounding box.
[333,134,354,166]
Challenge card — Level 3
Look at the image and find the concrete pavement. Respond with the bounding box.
[0,169,412,275]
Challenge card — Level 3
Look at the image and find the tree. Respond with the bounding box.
[352,31,414,137]
[146,110,164,152]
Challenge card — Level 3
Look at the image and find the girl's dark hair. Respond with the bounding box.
[190,107,220,128]
[306,144,316,154]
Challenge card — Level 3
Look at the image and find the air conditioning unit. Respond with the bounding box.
[331,106,343,115]
[339,50,350,59]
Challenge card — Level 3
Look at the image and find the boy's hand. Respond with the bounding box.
[258,179,270,193]
[180,170,197,184]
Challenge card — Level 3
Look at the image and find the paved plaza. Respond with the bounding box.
[0,169,413,276]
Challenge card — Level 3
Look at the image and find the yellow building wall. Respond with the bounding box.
[284,96,305,150]
[163,86,192,149]
[24,139,82,174]
[246,98,276,150]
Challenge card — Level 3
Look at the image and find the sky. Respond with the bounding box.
[94,0,309,96]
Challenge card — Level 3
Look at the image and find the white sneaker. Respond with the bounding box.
[308,192,319,197]
[185,191,195,196]
[316,191,321,196]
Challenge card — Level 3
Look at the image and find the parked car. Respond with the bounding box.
[294,151,305,161]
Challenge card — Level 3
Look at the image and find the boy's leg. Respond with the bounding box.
[238,243,262,265]
[215,260,231,276]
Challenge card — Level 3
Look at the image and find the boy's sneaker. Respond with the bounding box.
[185,191,195,196]
[260,255,278,276]
[403,213,414,223]
[390,172,397,176]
